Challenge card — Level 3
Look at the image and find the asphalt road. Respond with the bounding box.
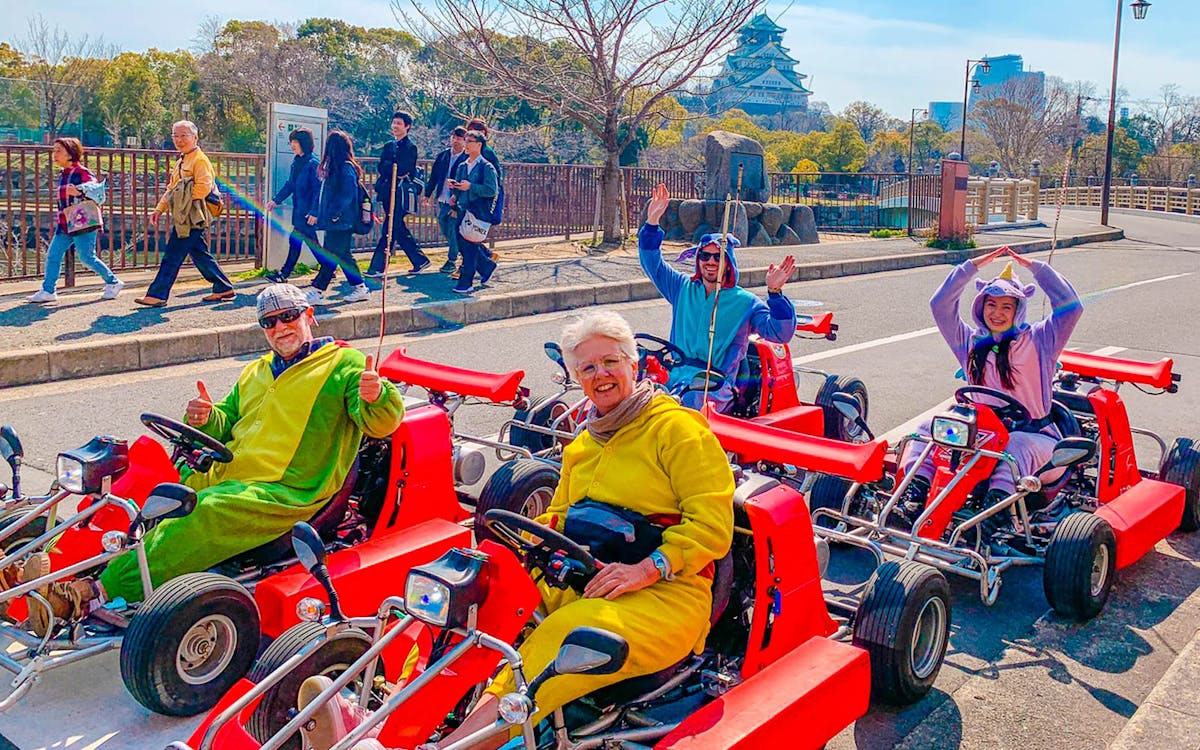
[0,211,1197,749]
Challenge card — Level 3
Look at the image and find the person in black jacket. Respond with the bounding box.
[367,111,430,277]
[265,127,321,282]
[311,130,371,304]
[449,131,499,294]
[422,126,467,274]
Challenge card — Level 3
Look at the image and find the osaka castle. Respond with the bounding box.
[708,13,812,117]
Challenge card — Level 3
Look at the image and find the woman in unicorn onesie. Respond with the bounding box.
[896,245,1083,519]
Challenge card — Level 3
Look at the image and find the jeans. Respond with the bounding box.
[314,230,365,291]
[281,223,320,278]
[436,202,460,262]
[455,238,495,290]
[146,228,233,301]
[368,210,427,273]
[42,230,118,293]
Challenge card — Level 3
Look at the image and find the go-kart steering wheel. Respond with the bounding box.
[635,334,686,370]
[141,412,233,471]
[953,387,1031,431]
[483,509,600,590]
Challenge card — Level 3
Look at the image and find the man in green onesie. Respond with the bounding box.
[20,283,405,636]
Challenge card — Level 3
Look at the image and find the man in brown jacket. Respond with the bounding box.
[135,120,236,307]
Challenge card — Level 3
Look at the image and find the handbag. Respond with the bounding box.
[562,498,665,565]
[458,209,492,243]
[63,199,103,236]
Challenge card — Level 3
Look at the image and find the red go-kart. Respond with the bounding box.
[808,350,1198,620]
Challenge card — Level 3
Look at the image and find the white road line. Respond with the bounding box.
[793,326,939,364]
[1088,346,1127,357]
[1089,273,1191,295]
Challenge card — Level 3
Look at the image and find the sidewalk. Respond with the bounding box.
[0,214,1122,387]
[1109,626,1200,749]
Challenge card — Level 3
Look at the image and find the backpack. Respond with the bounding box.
[351,180,374,235]
[488,182,504,226]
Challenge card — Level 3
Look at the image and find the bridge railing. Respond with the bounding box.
[966,178,1040,226]
[1039,185,1200,216]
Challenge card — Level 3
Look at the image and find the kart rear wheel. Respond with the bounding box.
[247,621,382,750]
[815,376,870,443]
[120,572,260,716]
[510,396,577,453]
[1043,512,1116,621]
[474,459,559,544]
[1159,437,1200,532]
[853,560,950,705]
[808,475,851,532]
[0,512,47,555]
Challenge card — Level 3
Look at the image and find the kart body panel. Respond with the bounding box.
[917,405,1009,541]
[377,404,470,529]
[380,348,525,403]
[1096,479,1184,569]
[1059,350,1175,390]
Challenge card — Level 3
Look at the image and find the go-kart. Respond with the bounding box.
[0,349,534,715]
[177,415,951,750]
[808,349,1197,621]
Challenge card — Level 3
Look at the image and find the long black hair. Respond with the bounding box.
[320,130,364,184]
[967,330,1018,389]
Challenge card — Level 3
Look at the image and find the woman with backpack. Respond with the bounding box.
[310,130,371,305]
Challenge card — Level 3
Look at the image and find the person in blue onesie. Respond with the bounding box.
[640,183,798,412]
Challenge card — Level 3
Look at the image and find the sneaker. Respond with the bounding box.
[344,285,371,303]
[449,269,461,280]
[264,271,287,284]
[26,290,57,304]
[100,280,125,300]
[451,285,474,295]
[305,288,331,306]
[297,675,372,750]
[408,259,431,275]
[479,262,497,286]
[438,261,456,274]
[887,475,930,529]
[363,270,385,279]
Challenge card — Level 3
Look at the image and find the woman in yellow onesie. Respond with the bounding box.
[300,310,734,750]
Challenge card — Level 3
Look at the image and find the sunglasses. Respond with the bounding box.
[259,307,305,329]
[697,250,722,262]
[576,354,629,380]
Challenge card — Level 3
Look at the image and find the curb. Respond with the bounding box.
[0,229,1123,388]
[1108,627,1200,749]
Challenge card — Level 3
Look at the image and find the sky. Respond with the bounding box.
[4,0,1198,119]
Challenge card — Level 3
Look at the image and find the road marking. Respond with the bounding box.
[793,326,939,365]
[1087,273,1191,297]
[1087,346,1127,357]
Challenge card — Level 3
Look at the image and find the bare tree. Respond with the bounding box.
[972,76,1073,176]
[18,14,110,140]
[840,100,891,143]
[402,0,759,241]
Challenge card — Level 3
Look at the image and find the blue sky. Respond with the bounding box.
[4,0,1197,118]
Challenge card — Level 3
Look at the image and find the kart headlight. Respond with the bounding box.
[56,436,130,495]
[931,415,975,449]
[404,548,490,629]
[56,455,85,494]
[296,597,326,623]
[498,692,533,725]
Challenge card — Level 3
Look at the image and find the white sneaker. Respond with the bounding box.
[344,285,371,303]
[100,280,125,300]
[305,288,331,306]
[27,290,57,304]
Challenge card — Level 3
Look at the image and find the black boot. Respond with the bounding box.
[888,475,930,528]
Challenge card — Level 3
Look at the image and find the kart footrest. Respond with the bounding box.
[657,636,869,749]
[1095,478,1185,569]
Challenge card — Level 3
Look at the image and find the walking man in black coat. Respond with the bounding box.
[366,111,430,277]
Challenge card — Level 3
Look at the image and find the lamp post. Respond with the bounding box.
[907,108,927,236]
[1100,0,1150,225]
[959,58,991,167]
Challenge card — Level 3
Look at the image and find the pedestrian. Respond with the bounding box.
[135,120,236,307]
[448,130,498,295]
[309,130,371,305]
[463,118,503,268]
[422,126,467,275]
[264,127,321,283]
[28,137,124,304]
[366,111,429,278]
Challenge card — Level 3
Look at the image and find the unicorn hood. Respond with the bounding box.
[971,261,1036,332]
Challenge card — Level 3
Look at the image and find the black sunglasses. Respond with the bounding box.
[259,307,305,329]
[697,250,722,262]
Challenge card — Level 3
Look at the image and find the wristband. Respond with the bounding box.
[767,287,783,295]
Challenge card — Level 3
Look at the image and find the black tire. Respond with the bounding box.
[808,475,851,531]
[1159,437,1200,532]
[1043,512,1116,621]
[0,512,46,555]
[246,621,380,750]
[474,460,560,544]
[853,560,951,705]
[510,396,575,453]
[815,376,870,443]
[120,572,261,716]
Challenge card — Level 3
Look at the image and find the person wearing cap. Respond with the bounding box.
[11,284,404,635]
[893,245,1083,525]
[641,183,797,412]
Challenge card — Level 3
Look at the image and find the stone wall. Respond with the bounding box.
[640,199,819,247]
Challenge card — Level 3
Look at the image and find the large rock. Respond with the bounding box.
[663,224,686,241]
[704,131,771,202]
[789,204,819,244]
[744,202,763,220]
[775,225,801,246]
[748,222,772,247]
[678,200,705,233]
[692,224,718,244]
[778,204,793,225]
[760,204,784,235]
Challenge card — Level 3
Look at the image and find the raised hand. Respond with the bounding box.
[765,254,796,291]
[1002,245,1033,268]
[359,355,383,404]
[971,246,1010,269]
[186,381,213,427]
[646,183,670,226]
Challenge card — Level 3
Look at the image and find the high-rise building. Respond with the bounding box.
[968,54,1046,110]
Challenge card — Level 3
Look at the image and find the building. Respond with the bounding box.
[968,54,1046,110]
[703,13,812,118]
[928,101,964,132]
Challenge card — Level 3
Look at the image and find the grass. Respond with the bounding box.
[869,228,907,238]
[925,236,978,250]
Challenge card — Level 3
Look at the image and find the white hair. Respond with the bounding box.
[172,120,199,137]
[561,311,637,374]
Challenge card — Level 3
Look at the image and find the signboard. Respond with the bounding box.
[265,103,329,271]
[729,152,766,200]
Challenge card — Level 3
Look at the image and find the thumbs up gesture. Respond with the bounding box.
[359,355,383,404]
[186,381,214,426]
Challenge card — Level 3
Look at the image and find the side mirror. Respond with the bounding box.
[544,342,565,367]
[528,627,628,699]
[291,521,326,572]
[140,483,197,521]
[0,426,22,465]
[1047,437,1096,470]
[830,393,862,422]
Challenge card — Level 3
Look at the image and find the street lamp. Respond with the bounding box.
[960,58,991,167]
[1100,0,1150,225]
[907,108,927,236]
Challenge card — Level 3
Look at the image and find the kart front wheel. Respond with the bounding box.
[0,511,47,555]
[1159,436,1200,532]
[853,560,950,705]
[120,572,260,716]
[247,621,382,750]
[474,459,559,544]
[1043,512,1116,621]
[815,376,870,443]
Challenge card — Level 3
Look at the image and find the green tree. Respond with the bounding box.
[867,129,908,172]
[816,121,867,172]
[840,100,891,142]
[1078,128,1141,179]
[96,52,164,145]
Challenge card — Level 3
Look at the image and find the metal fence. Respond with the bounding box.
[770,172,941,232]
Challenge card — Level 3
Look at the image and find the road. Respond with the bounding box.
[0,211,1197,749]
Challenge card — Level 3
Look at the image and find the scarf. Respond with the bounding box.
[586,379,657,444]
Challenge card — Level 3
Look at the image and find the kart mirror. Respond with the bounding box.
[292,522,327,572]
[544,342,566,369]
[140,483,198,522]
[830,393,862,422]
[527,626,629,700]
[1047,437,1096,470]
[0,425,22,465]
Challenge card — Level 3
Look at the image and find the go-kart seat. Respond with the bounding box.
[586,550,734,708]
[1047,399,1082,439]
[228,458,359,568]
